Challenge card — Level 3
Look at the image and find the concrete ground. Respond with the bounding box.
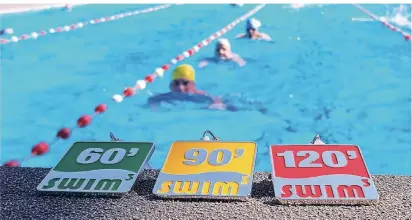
[0,167,410,220]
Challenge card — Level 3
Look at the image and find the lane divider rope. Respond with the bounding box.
[353,4,411,41]
[0,4,172,45]
[2,4,266,167]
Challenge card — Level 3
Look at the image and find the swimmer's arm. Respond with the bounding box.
[148,93,171,106]
[198,60,209,68]
[236,33,247,39]
[148,95,161,106]
[204,93,228,110]
[194,90,226,110]
[147,96,161,111]
[198,57,215,68]
[260,33,272,41]
[197,91,238,112]
[232,54,246,67]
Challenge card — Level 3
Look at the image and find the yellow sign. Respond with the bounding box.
[153,141,257,198]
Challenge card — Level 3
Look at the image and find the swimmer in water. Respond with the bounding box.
[198,38,246,68]
[65,4,72,12]
[0,28,13,35]
[148,64,227,110]
[236,18,272,41]
[390,5,411,27]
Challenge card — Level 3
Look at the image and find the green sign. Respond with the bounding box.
[37,141,155,194]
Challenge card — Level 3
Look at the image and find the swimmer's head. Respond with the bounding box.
[246,18,261,36]
[170,64,196,93]
[215,38,232,58]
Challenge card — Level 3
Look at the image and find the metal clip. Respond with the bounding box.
[200,130,220,141]
[109,132,152,169]
[110,132,122,141]
[310,134,325,145]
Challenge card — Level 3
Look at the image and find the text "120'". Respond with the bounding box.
[277,150,358,168]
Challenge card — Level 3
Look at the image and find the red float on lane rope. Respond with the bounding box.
[57,128,71,139]
[5,160,20,167]
[31,142,49,156]
[95,104,107,113]
[145,75,155,83]
[161,64,171,71]
[77,115,92,128]
[123,88,135,97]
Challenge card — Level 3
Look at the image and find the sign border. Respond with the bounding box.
[153,140,258,198]
[269,144,379,201]
[36,141,155,194]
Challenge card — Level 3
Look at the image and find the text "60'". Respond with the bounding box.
[76,148,140,165]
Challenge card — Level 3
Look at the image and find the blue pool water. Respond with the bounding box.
[1,4,411,175]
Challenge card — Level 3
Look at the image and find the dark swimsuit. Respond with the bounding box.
[148,92,214,106]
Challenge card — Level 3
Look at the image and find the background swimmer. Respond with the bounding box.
[387,4,411,28]
[0,28,13,35]
[230,3,244,7]
[148,64,227,110]
[236,18,272,41]
[198,38,246,68]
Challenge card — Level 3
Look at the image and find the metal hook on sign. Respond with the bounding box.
[108,132,152,170]
[110,132,122,141]
[200,130,220,141]
[310,134,325,145]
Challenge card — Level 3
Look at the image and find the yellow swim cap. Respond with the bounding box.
[172,64,195,82]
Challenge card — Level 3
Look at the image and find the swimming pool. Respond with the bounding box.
[1,4,411,175]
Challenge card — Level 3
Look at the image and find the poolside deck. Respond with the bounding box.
[1,167,410,220]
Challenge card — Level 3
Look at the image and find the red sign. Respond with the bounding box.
[270,145,379,201]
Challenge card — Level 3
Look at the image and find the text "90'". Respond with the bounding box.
[183,148,244,166]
